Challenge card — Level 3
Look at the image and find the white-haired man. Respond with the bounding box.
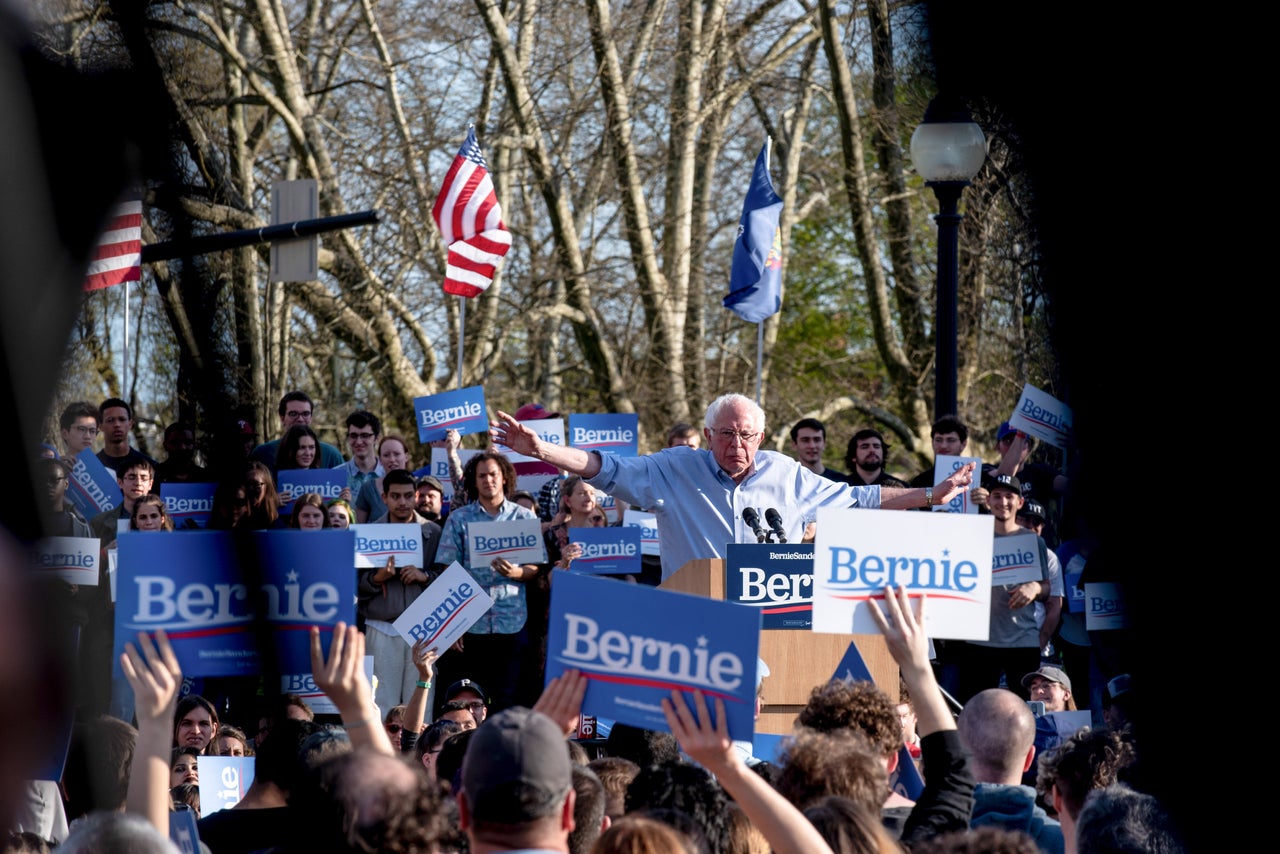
[493,393,974,580]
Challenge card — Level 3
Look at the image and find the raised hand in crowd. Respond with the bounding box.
[663,689,834,854]
[120,629,183,832]
[532,668,587,737]
[310,621,393,755]
[401,639,441,751]
[866,586,953,737]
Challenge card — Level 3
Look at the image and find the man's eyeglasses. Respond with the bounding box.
[714,429,760,444]
[285,409,312,420]
[70,425,98,436]
[347,431,376,441]
[123,473,152,482]
[463,701,485,713]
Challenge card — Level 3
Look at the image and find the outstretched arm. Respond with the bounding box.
[491,411,602,478]
[663,690,833,854]
[121,629,183,832]
[880,462,975,510]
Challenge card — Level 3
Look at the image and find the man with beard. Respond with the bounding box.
[789,418,845,481]
[844,428,907,488]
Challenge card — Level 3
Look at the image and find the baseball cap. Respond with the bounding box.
[997,421,1017,441]
[445,678,487,703]
[416,475,444,494]
[1021,665,1072,694]
[1017,499,1046,522]
[235,418,257,437]
[988,473,1022,495]
[461,707,572,822]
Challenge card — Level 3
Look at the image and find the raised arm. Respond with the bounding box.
[491,411,601,478]
[663,690,833,854]
[120,629,183,833]
[310,622,394,755]
[401,640,440,751]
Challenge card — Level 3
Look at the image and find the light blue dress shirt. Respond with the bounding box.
[436,499,539,634]
[588,447,880,579]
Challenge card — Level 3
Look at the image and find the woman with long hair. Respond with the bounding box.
[208,479,251,530]
[130,494,175,532]
[354,433,412,522]
[289,493,330,530]
[242,461,280,529]
[277,424,321,472]
[327,498,354,529]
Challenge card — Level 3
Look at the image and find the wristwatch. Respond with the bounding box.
[924,487,933,508]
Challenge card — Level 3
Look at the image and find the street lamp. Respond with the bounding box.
[911,96,986,421]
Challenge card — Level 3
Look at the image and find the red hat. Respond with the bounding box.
[513,403,560,421]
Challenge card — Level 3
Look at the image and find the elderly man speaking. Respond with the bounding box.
[492,393,975,581]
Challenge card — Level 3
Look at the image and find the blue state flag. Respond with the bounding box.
[723,142,783,323]
[831,640,874,683]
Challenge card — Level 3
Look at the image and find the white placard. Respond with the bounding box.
[813,508,993,640]
[429,448,480,503]
[466,518,546,568]
[504,418,566,464]
[1084,582,1127,631]
[991,532,1044,587]
[30,537,100,585]
[1008,384,1073,449]
[393,562,495,650]
[932,455,983,514]
[623,509,659,556]
[290,656,376,715]
[351,523,424,568]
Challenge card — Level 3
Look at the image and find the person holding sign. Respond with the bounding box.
[434,450,542,713]
[360,469,442,717]
[248,391,345,474]
[275,425,322,502]
[492,394,975,580]
[953,474,1052,704]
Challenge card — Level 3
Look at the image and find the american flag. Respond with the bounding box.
[84,198,143,292]
[431,127,512,297]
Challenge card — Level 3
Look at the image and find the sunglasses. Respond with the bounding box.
[385,723,403,734]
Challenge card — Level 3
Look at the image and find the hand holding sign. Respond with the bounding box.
[1007,581,1041,610]
[412,639,440,682]
[934,461,976,506]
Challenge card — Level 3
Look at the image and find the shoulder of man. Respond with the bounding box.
[319,443,345,467]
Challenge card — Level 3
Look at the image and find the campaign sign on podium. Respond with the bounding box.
[114,530,355,678]
[813,509,993,640]
[546,573,760,742]
[724,543,814,629]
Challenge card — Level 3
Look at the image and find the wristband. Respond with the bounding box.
[924,487,933,508]
[416,680,432,690]
[344,716,375,729]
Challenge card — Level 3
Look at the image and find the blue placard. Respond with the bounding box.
[161,483,217,529]
[169,807,201,854]
[568,413,639,456]
[1065,554,1085,614]
[725,543,814,629]
[64,448,123,518]
[276,469,347,514]
[567,526,641,575]
[889,745,924,800]
[546,573,760,742]
[198,755,256,815]
[414,385,488,442]
[114,530,355,678]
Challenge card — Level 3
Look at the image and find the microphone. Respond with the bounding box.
[742,507,768,543]
[764,508,787,543]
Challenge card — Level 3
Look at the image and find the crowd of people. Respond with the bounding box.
[8,391,1174,852]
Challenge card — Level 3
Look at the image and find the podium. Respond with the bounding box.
[661,556,898,736]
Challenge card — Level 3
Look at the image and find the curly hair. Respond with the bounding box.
[797,678,902,761]
[1036,726,1138,820]
[463,450,518,500]
[625,763,729,854]
[777,727,888,814]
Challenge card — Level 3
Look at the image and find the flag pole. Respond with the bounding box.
[755,322,763,405]
[457,296,466,390]
[123,280,130,397]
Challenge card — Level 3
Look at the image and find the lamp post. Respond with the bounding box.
[910,97,986,421]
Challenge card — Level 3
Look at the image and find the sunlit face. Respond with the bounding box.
[328,504,352,529]
[134,502,166,531]
[119,467,153,501]
[792,427,825,465]
[295,436,317,468]
[348,425,377,458]
[1027,676,1070,712]
[62,416,99,455]
[453,690,487,723]
[171,754,199,788]
[385,484,417,523]
[379,439,408,472]
[296,504,325,530]
[473,459,506,504]
[281,402,313,431]
[101,406,132,447]
[895,703,918,741]
[987,487,1023,522]
[854,437,884,470]
[706,403,764,481]
[176,709,215,750]
[217,735,246,757]
[932,431,966,458]
[567,481,597,516]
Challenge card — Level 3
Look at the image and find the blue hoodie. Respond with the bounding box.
[971,783,1064,854]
